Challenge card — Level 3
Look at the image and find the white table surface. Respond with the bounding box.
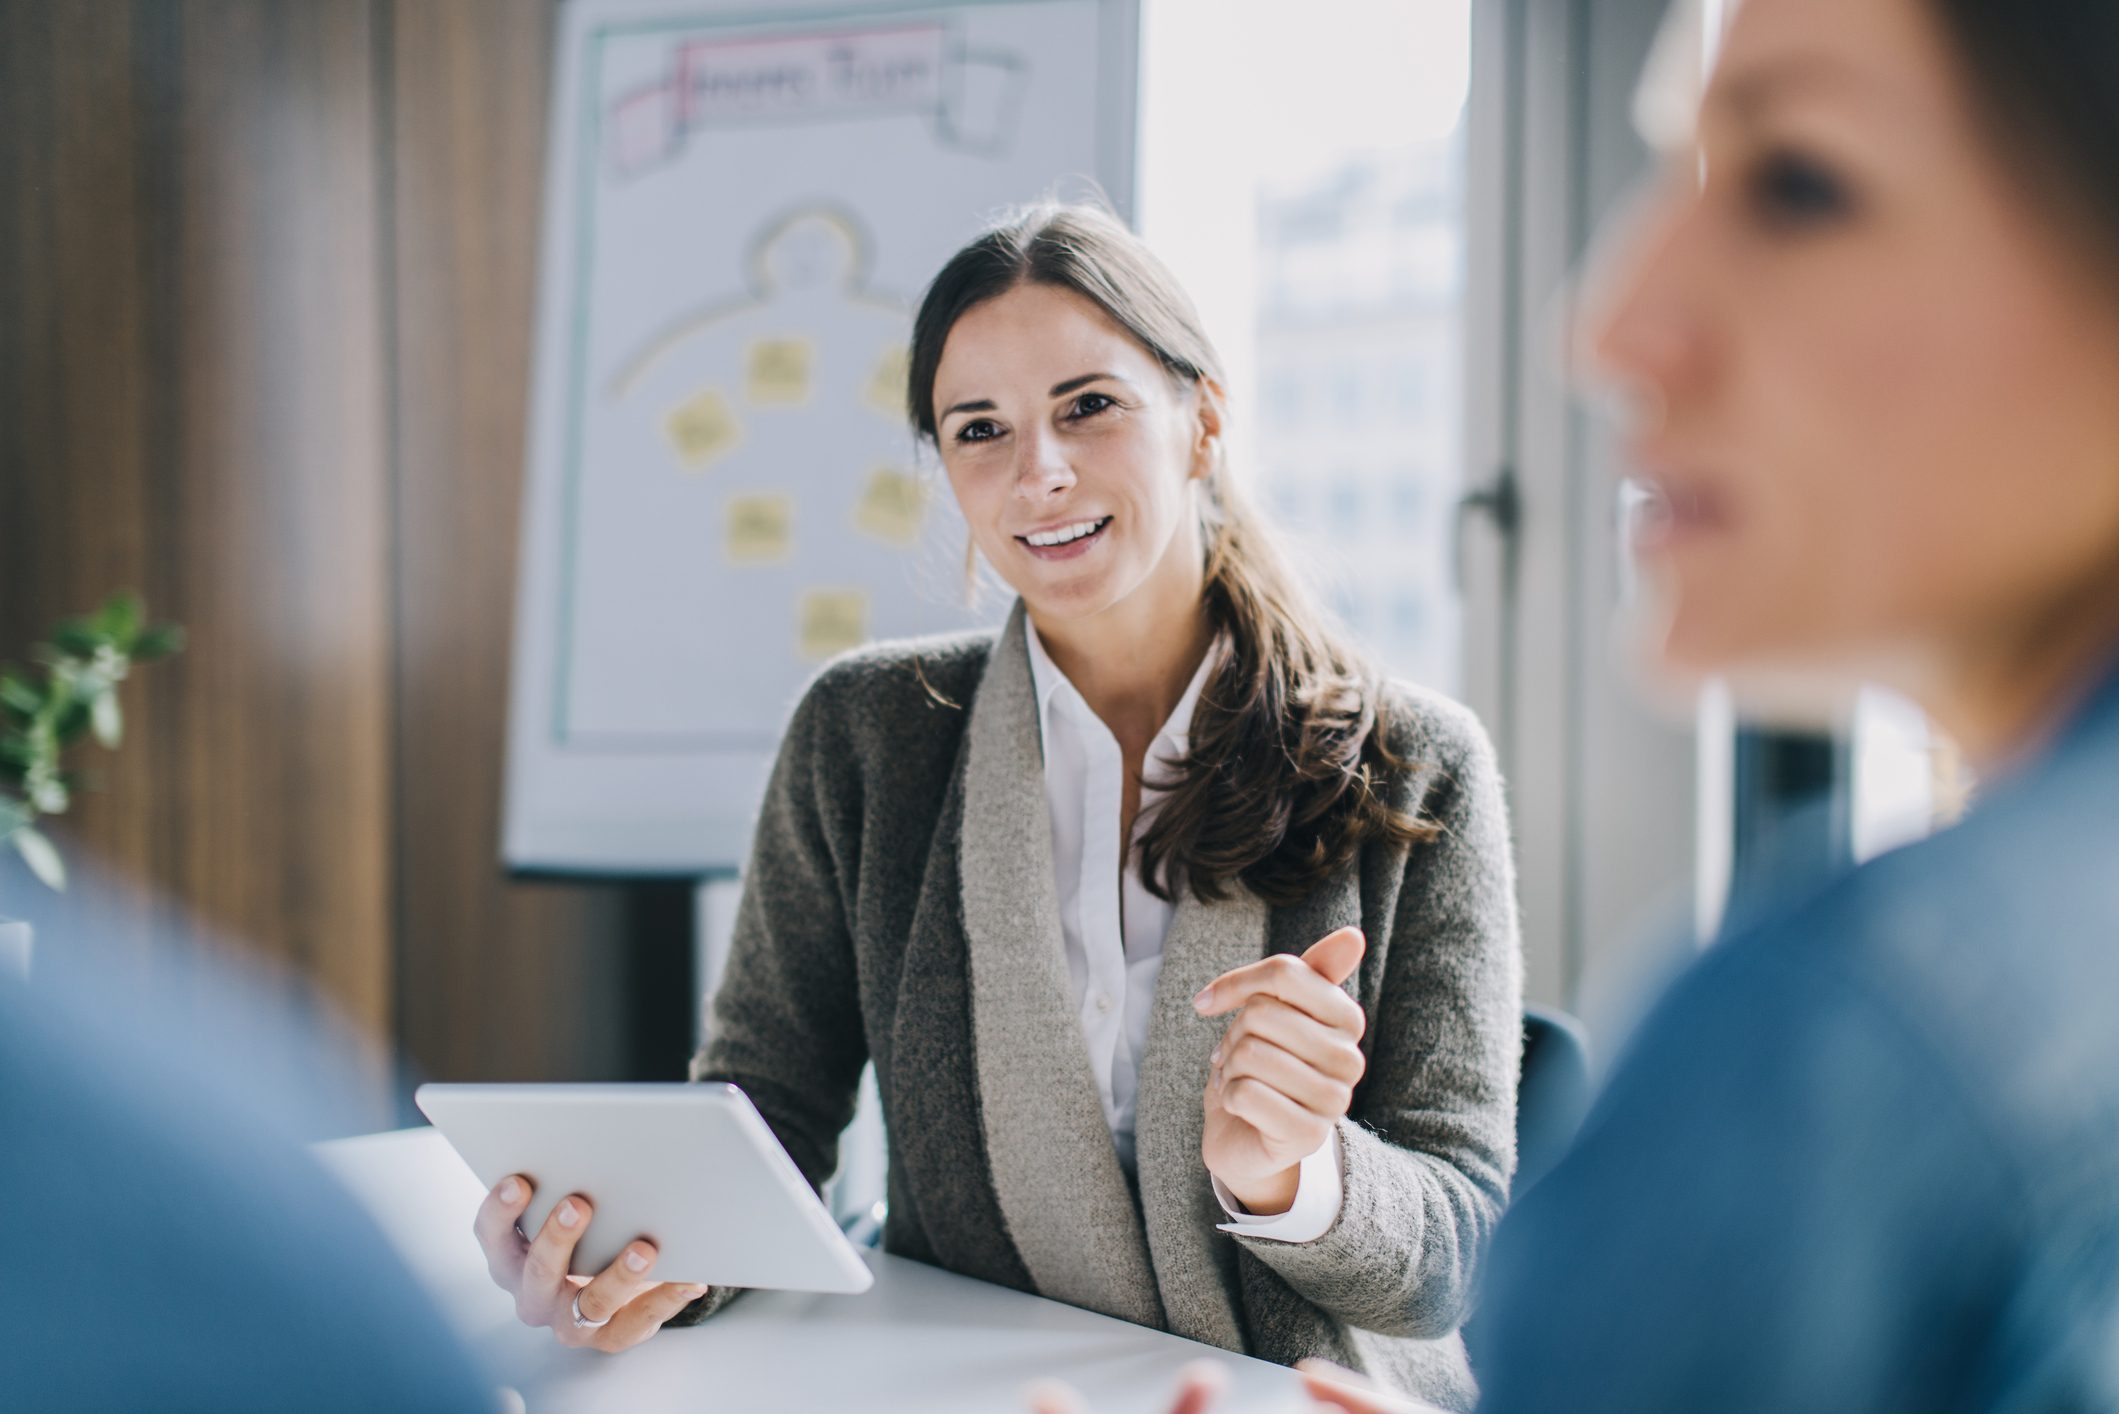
[316,1127,1305,1414]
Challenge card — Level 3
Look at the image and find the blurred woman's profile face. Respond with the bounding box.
[1586,0,2119,687]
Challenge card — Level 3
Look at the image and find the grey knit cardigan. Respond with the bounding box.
[686,604,1523,1410]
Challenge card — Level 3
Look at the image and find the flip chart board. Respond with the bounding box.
[505,0,1139,873]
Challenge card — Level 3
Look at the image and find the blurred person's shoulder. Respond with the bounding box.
[0,976,495,1412]
[1678,700,2119,1405]
[1717,668,2119,1245]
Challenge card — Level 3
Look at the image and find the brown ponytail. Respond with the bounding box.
[908,203,1436,906]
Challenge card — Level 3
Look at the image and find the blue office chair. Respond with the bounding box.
[842,1198,887,1249]
[1459,1006,1593,1354]
[1515,1004,1594,1196]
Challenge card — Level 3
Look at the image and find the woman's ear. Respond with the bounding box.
[1190,377,1229,482]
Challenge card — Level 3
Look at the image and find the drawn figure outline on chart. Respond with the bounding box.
[555,14,1052,747]
[611,205,932,665]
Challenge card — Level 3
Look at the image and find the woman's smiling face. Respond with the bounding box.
[931,281,1214,629]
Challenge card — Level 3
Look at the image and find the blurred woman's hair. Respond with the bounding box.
[906,203,1436,907]
[1928,0,2119,275]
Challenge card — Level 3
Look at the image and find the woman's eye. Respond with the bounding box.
[1068,391,1115,419]
[1748,150,1853,230]
[954,419,1003,444]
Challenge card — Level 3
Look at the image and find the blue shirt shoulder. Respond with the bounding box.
[1472,670,2119,1413]
[0,975,496,1412]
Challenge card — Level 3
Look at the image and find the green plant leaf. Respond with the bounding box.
[10,824,66,891]
[91,689,122,748]
[0,671,40,717]
[50,622,104,658]
[133,624,185,661]
[53,698,92,745]
[96,593,142,645]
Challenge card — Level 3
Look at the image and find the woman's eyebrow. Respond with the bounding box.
[944,372,1127,418]
[1050,372,1124,397]
[1710,52,1886,126]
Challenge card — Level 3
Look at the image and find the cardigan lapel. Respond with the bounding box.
[1135,860,1370,1352]
[884,748,1039,1295]
[1132,882,1269,1351]
[959,602,1166,1330]
[1269,854,1372,999]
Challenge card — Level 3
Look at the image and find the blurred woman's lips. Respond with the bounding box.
[1625,455,1735,552]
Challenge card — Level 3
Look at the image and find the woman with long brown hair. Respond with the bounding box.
[468,201,1524,1409]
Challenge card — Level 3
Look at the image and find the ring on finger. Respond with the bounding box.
[571,1291,612,1331]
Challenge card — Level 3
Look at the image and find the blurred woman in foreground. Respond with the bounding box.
[1112,0,2119,1407]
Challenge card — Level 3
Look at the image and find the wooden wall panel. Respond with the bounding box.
[385,0,692,1084]
[0,0,396,1042]
[2,0,692,1089]
[0,0,160,950]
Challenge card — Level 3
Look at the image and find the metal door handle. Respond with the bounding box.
[1453,467,1521,589]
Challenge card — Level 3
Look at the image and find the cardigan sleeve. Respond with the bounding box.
[669,669,872,1325]
[1229,694,1524,1339]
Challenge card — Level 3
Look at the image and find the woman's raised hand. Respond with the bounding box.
[1193,927,1368,1215]
[472,1174,709,1353]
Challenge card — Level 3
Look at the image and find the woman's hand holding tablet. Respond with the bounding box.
[472,1176,709,1352]
[428,1082,873,1354]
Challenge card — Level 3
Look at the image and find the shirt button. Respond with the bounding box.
[1095,993,1114,1013]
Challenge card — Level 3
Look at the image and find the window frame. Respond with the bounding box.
[1462,0,1699,1019]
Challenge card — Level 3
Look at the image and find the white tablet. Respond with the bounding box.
[413,1082,874,1295]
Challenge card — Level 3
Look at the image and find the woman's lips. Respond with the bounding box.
[1015,516,1112,562]
[1625,471,1733,553]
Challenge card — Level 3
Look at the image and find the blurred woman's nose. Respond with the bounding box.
[1011,425,1075,500]
[1579,178,1709,419]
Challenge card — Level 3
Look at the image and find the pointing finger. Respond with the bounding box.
[1298,927,1366,986]
[1193,940,1367,1035]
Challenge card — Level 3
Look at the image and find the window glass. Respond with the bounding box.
[1142,0,1471,696]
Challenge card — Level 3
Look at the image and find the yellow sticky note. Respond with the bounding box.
[798,589,868,660]
[746,337,813,407]
[664,387,742,470]
[853,467,928,547]
[865,344,910,419]
[725,494,792,564]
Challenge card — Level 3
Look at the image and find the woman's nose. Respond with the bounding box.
[1578,178,1709,420]
[1011,428,1076,499]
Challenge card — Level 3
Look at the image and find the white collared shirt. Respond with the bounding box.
[1025,623,1342,1244]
